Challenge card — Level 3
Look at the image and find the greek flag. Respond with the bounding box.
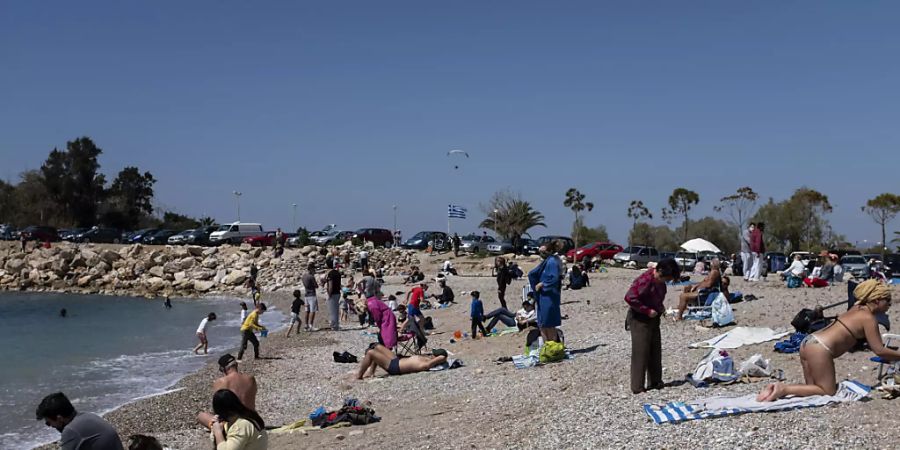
[448,205,467,219]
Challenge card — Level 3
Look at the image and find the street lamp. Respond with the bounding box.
[392,205,397,232]
[232,191,242,222]
[292,203,297,231]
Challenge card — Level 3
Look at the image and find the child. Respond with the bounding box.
[285,290,305,337]
[239,302,248,324]
[469,291,487,339]
[193,312,217,354]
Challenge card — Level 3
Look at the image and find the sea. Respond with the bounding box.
[0,292,285,450]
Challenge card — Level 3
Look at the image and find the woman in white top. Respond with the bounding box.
[781,255,807,280]
[193,313,217,355]
[209,389,268,450]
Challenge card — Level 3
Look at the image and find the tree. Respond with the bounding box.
[628,222,679,251]
[564,188,593,251]
[714,186,759,229]
[675,217,740,255]
[752,188,835,252]
[661,188,699,242]
[862,193,900,258]
[480,190,546,247]
[12,170,57,226]
[39,137,106,226]
[199,216,217,226]
[104,167,156,230]
[162,212,200,230]
[571,217,609,244]
[626,200,652,245]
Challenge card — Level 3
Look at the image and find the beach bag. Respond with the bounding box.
[786,276,803,289]
[692,349,739,382]
[539,340,566,363]
[709,293,735,327]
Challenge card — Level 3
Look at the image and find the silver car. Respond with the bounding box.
[613,246,661,266]
[167,229,194,245]
[840,255,868,278]
[674,251,698,271]
[487,240,516,255]
[460,234,496,253]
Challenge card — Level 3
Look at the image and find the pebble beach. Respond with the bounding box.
[33,254,899,449]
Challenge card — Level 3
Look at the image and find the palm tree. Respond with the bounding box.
[564,188,593,252]
[480,197,546,249]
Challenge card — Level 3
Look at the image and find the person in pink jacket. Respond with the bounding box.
[367,294,398,350]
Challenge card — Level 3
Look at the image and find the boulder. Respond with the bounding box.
[223,270,247,286]
[214,269,228,284]
[76,273,97,287]
[201,258,218,269]
[148,266,164,278]
[5,258,25,272]
[239,243,252,251]
[193,280,215,292]
[202,247,218,256]
[179,257,196,269]
[146,277,168,292]
[162,261,181,274]
[193,269,215,280]
[99,249,121,264]
[186,246,204,257]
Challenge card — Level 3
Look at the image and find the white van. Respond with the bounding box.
[208,222,264,245]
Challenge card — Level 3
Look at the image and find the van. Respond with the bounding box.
[209,222,264,245]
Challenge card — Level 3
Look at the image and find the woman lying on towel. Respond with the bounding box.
[356,344,447,379]
[758,279,900,401]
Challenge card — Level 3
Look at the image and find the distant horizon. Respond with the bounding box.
[2,2,898,246]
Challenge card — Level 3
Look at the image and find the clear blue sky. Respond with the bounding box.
[2,1,898,245]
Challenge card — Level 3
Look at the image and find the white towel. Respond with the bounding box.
[690,327,790,349]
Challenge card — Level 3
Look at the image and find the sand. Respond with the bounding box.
[34,252,900,449]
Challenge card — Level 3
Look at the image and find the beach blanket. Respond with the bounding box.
[774,332,807,353]
[690,327,790,349]
[644,380,870,424]
[429,359,464,371]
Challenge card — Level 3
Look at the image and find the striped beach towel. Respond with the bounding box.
[643,380,870,424]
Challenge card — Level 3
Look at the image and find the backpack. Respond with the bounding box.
[539,340,566,363]
[709,293,735,327]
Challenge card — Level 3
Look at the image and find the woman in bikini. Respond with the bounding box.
[758,279,899,401]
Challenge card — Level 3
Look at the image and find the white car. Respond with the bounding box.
[209,222,264,245]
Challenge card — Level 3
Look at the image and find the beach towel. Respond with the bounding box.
[690,327,790,349]
[644,380,870,424]
[774,332,807,353]
[429,359,464,371]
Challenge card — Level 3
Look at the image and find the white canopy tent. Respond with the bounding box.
[680,238,722,254]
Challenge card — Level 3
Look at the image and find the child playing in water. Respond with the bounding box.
[193,312,217,354]
[239,302,248,324]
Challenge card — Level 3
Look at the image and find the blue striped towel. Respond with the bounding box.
[643,380,870,424]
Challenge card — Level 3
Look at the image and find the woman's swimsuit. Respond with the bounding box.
[387,357,401,376]
[805,317,864,357]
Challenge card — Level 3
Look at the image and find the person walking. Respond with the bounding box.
[325,259,342,331]
[469,291,488,338]
[749,222,764,282]
[740,222,753,280]
[527,240,563,343]
[624,258,680,394]
[285,290,304,337]
[494,256,512,309]
[237,303,267,361]
[193,312,217,354]
[301,263,319,331]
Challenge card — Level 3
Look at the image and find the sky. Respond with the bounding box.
[1,1,898,246]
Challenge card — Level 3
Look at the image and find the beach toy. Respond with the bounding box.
[463,332,469,338]
[453,330,462,339]
[449,338,456,344]
[260,330,268,338]
[492,328,498,334]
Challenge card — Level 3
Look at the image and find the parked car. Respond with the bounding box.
[840,255,868,278]
[565,242,624,262]
[830,248,862,259]
[143,229,178,245]
[521,239,540,255]
[126,228,159,244]
[209,222,264,245]
[487,240,515,255]
[863,254,883,263]
[0,224,18,240]
[76,227,122,244]
[660,251,676,260]
[403,231,449,250]
[167,229,195,245]
[20,226,60,242]
[884,254,900,277]
[183,226,218,245]
[537,235,576,255]
[613,245,660,266]
[313,230,353,246]
[243,231,279,247]
[460,234,497,253]
[674,251,698,271]
[353,228,394,247]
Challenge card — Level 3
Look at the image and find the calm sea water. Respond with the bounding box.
[0,292,284,450]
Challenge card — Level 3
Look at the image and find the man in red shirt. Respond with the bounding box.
[405,282,428,329]
[624,259,680,394]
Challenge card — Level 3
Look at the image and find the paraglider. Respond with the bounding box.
[447,149,469,170]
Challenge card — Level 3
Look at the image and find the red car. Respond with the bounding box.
[566,242,623,262]
[242,232,278,247]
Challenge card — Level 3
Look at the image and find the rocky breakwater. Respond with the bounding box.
[0,242,420,298]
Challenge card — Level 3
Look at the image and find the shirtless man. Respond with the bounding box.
[356,344,447,379]
[197,354,258,429]
[675,258,723,320]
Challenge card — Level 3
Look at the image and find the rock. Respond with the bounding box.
[239,243,252,251]
[174,271,187,282]
[179,257,196,269]
[193,269,215,280]
[202,247,218,256]
[99,249,121,264]
[146,277,168,292]
[194,280,215,292]
[77,273,97,287]
[148,266,165,278]
[201,258,218,269]
[214,269,228,284]
[162,261,181,274]
[5,258,25,272]
[223,271,248,286]
[186,246,204,257]
[250,248,262,258]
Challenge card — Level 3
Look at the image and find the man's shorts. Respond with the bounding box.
[407,304,422,317]
[290,312,301,324]
[305,296,319,312]
[197,332,207,344]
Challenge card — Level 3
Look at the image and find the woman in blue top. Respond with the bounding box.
[528,240,563,343]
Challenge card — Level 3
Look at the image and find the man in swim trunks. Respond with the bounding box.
[197,354,258,429]
[355,344,447,379]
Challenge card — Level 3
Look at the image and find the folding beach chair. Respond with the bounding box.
[396,315,428,356]
[870,334,900,383]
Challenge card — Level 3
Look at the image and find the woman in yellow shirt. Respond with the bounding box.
[209,389,268,450]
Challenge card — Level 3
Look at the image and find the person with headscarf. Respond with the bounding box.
[758,279,898,401]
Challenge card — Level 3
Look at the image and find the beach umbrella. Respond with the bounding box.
[680,238,722,254]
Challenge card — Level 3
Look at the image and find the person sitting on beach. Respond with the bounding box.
[356,344,447,379]
[237,303,267,361]
[194,312,217,355]
[566,264,589,290]
[781,254,808,282]
[758,279,900,401]
[208,389,267,450]
[804,253,836,288]
[441,260,458,275]
[430,278,455,305]
[404,266,425,285]
[675,258,724,320]
[198,354,258,430]
[36,392,125,450]
[482,298,538,332]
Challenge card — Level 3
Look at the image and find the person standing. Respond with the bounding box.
[527,240,563,343]
[624,258,680,394]
[193,312,217,355]
[301,263,319,331]
[495,257,511,309]
[36,392,125,450]
[740,223,753,280]
[20,232,27,252]
[358,249,369,273]
[367,293,398,349]
[749,222,764,282]
[469,291,487,338]
[405,281,428,330]
[285,290,304,337]
[237,303,267,361]
[452,233,461,257]
[164,296,172,309]
[325,259,342,331]
[249,263,259,285]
